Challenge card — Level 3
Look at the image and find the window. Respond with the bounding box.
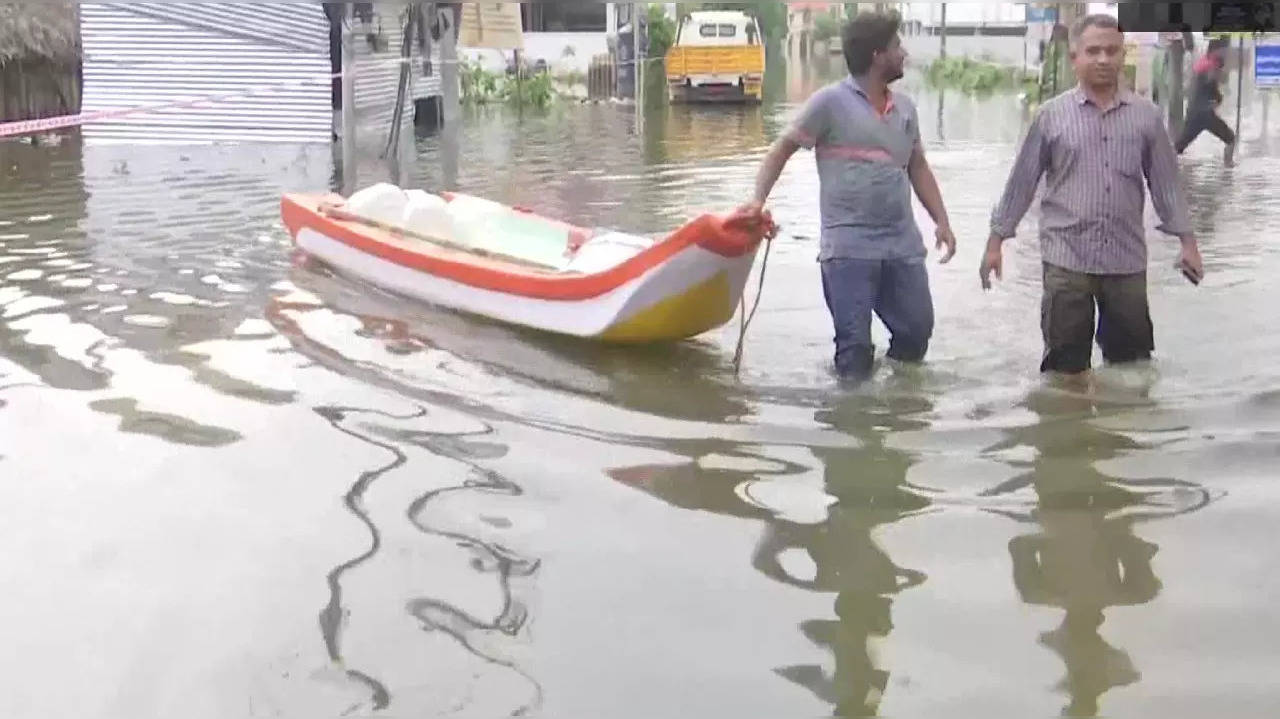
[698,23,737,38]
[521,2,606,32]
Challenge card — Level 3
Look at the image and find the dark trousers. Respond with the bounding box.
[1040,262,1154,374]
[820,257,934,380]
[1175,109,1236,153]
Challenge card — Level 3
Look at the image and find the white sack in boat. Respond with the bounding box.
[402,189,456,242]
[444,194,507,250]
[564,232,654,273]
[347,183,408,227]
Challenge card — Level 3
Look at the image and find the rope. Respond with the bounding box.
[731,235,773,377]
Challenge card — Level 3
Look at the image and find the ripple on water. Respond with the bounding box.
[122,314,172,328]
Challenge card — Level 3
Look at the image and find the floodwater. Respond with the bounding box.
[2,49,1279,718]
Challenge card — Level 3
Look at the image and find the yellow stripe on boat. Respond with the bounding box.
[597,270,734,343]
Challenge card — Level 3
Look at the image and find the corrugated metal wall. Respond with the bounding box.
[414,48,444,101]
[80,2,436,145]
[350,3,419,150]
[80,3,332,143]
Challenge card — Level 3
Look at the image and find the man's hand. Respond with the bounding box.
[735,201,778,239]
[1177,237,1205,284]
[737,201,764,219]
[979,235,1004,290]
[935,226,957,263]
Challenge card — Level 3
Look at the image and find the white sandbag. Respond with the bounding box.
[401,190,455,241]
[346,183,407,227]
[563,231,654,274]
[445,194,506,248]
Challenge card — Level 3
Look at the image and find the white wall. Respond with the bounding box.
[460,2,620,75]
[462,32,611,75]
[899,2,1028,27]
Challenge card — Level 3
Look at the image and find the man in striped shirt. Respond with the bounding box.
[981,14,1205,377]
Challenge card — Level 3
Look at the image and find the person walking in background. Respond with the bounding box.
[1175,36,1237,166]
[738,10,956,382]
[981,14,1205,381]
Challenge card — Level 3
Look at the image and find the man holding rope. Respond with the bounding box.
[739,10,956,382]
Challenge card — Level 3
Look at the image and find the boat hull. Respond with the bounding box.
[282,194,764,343]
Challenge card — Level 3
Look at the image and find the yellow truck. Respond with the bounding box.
[665,11,766,103]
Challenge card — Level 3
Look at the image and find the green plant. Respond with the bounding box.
[813,13,841,43]
[926,56,1034,96]
[502,70,556,108]
[647,4,677,58]
[459,57,560,108]
[460,58,501,103]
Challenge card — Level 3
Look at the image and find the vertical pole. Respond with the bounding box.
[1236,35,1245,144]
[1263,89,1271,144]
[633,3,643,132]
[439,3,459,188]
[939,3,947,60]
[440,3,459,125]
[513,49,523,108]
[1169,36,1185,135]
[341,2,357,195]
[1022,19,1028,79]
[633,2,642,95]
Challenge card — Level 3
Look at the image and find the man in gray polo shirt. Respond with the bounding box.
[740,10,956,381]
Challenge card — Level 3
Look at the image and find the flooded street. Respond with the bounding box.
[3,48,1280,718]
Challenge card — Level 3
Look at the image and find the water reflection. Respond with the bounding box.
[760,394,933,717]
[984,389,1214,717]
[311,400,543,715]
[608,389,934,716]
[275,263,755,423]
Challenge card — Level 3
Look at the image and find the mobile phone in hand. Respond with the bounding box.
[1177,261,1201,286]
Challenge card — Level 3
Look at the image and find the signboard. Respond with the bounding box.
[458,2,524,50]
[1025,6,1058,24]
[1209,2,1276,32]
[1258,44,1280,87]
[1118,2,1277,32]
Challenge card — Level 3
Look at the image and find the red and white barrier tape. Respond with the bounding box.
[0,75,333,139]
[1,53,657,139]
[0,53,420,139]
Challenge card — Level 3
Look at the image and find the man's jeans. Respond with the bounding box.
[819,257,935,379]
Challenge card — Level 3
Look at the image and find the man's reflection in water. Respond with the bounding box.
[753,393,933,716]
[609,391,935,717]
[987,388,1207,717]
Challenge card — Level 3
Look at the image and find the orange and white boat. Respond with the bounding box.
[280,184,774,343]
